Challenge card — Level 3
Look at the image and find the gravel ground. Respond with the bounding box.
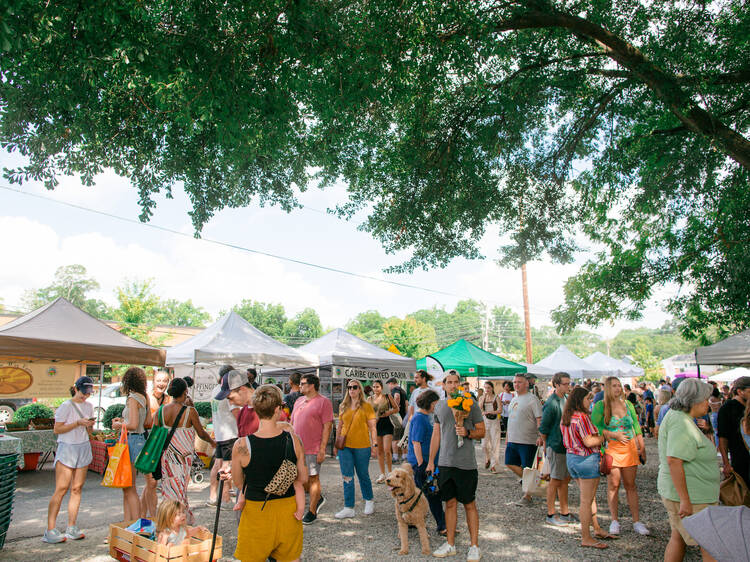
[1,437,702,561]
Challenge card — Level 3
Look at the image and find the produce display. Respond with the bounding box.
[91,430,119,442]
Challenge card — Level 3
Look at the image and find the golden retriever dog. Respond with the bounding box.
[385,463,431,555]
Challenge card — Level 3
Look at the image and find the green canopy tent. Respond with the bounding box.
[416,339,526,379]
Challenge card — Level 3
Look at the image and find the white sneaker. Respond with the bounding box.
[633,521,650,535]
[334,507,356,519]
[64,525,85,540]
[467,545,481,561]
[41,529,66,544]
[609,519,620,535]
[363,500,375,515]
[433,542,457,558]
[376,473,386,483]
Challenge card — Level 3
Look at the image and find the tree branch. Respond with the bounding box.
[485,4,750,169]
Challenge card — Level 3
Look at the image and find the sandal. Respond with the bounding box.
[581,542,608,549]
[485,460,490,469]
[594,532,619,540]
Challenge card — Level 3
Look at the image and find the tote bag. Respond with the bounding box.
[522,447,548,498]
[102,424,132,488]
[134,405,169,474]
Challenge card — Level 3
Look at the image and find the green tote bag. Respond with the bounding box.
[134,405,169,474]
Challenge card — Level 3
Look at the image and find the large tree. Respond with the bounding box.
[22,264,112,318]
[3,1,749,340]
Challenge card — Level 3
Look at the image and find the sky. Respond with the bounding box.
[0,149,672,342]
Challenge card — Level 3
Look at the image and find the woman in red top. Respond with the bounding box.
[561,387,611,549]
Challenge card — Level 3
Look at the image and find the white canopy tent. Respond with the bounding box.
[265,328,416,380]
[165,312,316,400]
[696,329,750,366]
[534,345,606,379]
[709,367,750,383]
[520,362,557,379]
[584,351,644,378]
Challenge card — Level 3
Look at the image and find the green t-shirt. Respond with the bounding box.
[657,409,720,504]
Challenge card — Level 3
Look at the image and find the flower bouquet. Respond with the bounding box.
[446,387,474,447]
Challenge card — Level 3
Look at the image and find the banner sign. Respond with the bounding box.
[423,355,445,382]
[172,364,219,402]
[332,366,414,381]
[0,361,82,398]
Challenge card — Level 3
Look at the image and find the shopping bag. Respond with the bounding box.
[522,447,548,498]
[134,424,168,474]
[720,470,750,507]
[102,424,132,488]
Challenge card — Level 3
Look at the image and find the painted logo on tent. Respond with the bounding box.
[0,366,34,394]
[47,366,57,377]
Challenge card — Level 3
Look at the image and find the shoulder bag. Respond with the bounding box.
[135,405,186,479]
[484,396,498,420]
[244,432,299,510]
[387,395,403,429]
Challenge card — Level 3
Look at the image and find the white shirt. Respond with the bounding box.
[54,399,94,444]
[500,392,514,418]
[210,384,238,442]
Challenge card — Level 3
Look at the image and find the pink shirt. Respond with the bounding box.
[291,394,334,455]
[561,412,598,456]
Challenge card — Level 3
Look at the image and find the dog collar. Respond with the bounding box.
[399,489,424,513]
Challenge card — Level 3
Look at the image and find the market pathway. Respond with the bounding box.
[0,438,701,561]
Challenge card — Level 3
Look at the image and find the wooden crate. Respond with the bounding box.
[108,521,222,562]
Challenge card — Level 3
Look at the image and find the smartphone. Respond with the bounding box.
[88,417,96,421]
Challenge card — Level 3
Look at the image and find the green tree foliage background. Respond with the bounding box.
[2,1,749,345]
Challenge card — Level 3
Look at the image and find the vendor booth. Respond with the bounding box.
[534,345,605,380]
[165,311,317,400]
[0,298,165,549]
[584,351,644,387]
[696,329,750,366]
[264,328,416,411]
[710,367,750,383]
[416,339,526,394]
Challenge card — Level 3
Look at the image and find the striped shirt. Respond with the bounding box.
[561,412,598,456]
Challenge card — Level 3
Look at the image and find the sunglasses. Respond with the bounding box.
[347,385,359,390]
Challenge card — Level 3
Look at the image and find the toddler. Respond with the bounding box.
[155,499,208,547]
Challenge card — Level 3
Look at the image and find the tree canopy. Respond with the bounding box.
[2,1,749,340]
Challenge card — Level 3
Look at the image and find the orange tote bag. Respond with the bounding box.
[101,424,132,488]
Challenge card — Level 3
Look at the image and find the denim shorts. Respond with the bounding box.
[566,452,600,480]
[128,433,147,467]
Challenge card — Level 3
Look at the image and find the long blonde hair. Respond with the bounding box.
[339,379,364,415]
[603,376,625,425]
[155,499,183,533]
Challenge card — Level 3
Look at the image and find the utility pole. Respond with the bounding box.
[519,191,533,363]
[521,263,533,362]
[483,303,490,350]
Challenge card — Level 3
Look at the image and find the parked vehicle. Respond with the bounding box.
[87,381,155,427]
[0,398,32,424]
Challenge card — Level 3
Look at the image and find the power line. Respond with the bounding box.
[0,184,556,314]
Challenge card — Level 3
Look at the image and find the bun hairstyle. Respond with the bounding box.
[183,376,194,388]
[167,377,188,398]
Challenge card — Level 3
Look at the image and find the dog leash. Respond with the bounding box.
[399,489,424,513]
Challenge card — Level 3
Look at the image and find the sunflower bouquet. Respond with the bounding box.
[446,387,474,447]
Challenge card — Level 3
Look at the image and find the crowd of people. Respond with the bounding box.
[39,365,750,561]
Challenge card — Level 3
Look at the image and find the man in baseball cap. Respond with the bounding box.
[216,370,258,437]
[717,376,750,483]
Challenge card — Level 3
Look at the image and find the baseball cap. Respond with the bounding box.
[214,370,249,400]
[75,376,95,394]
[733,376,750,390]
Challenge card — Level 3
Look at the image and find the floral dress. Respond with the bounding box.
[160,406,196,524]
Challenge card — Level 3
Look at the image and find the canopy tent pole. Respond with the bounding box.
[96,363,104,427]
[190,361,197,400]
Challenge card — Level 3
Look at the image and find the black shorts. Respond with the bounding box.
[214,438,237,461]
[376,416,394,437]
[438,466,478,504]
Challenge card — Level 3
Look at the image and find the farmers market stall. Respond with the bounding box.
[0,298,165,548]
[264,328,417,411]
[165,311,317,400]
[416,339,525,379]
[2,429,57,471]
[534,345,605,380]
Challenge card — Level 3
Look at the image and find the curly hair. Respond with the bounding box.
[121,367,147,397]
